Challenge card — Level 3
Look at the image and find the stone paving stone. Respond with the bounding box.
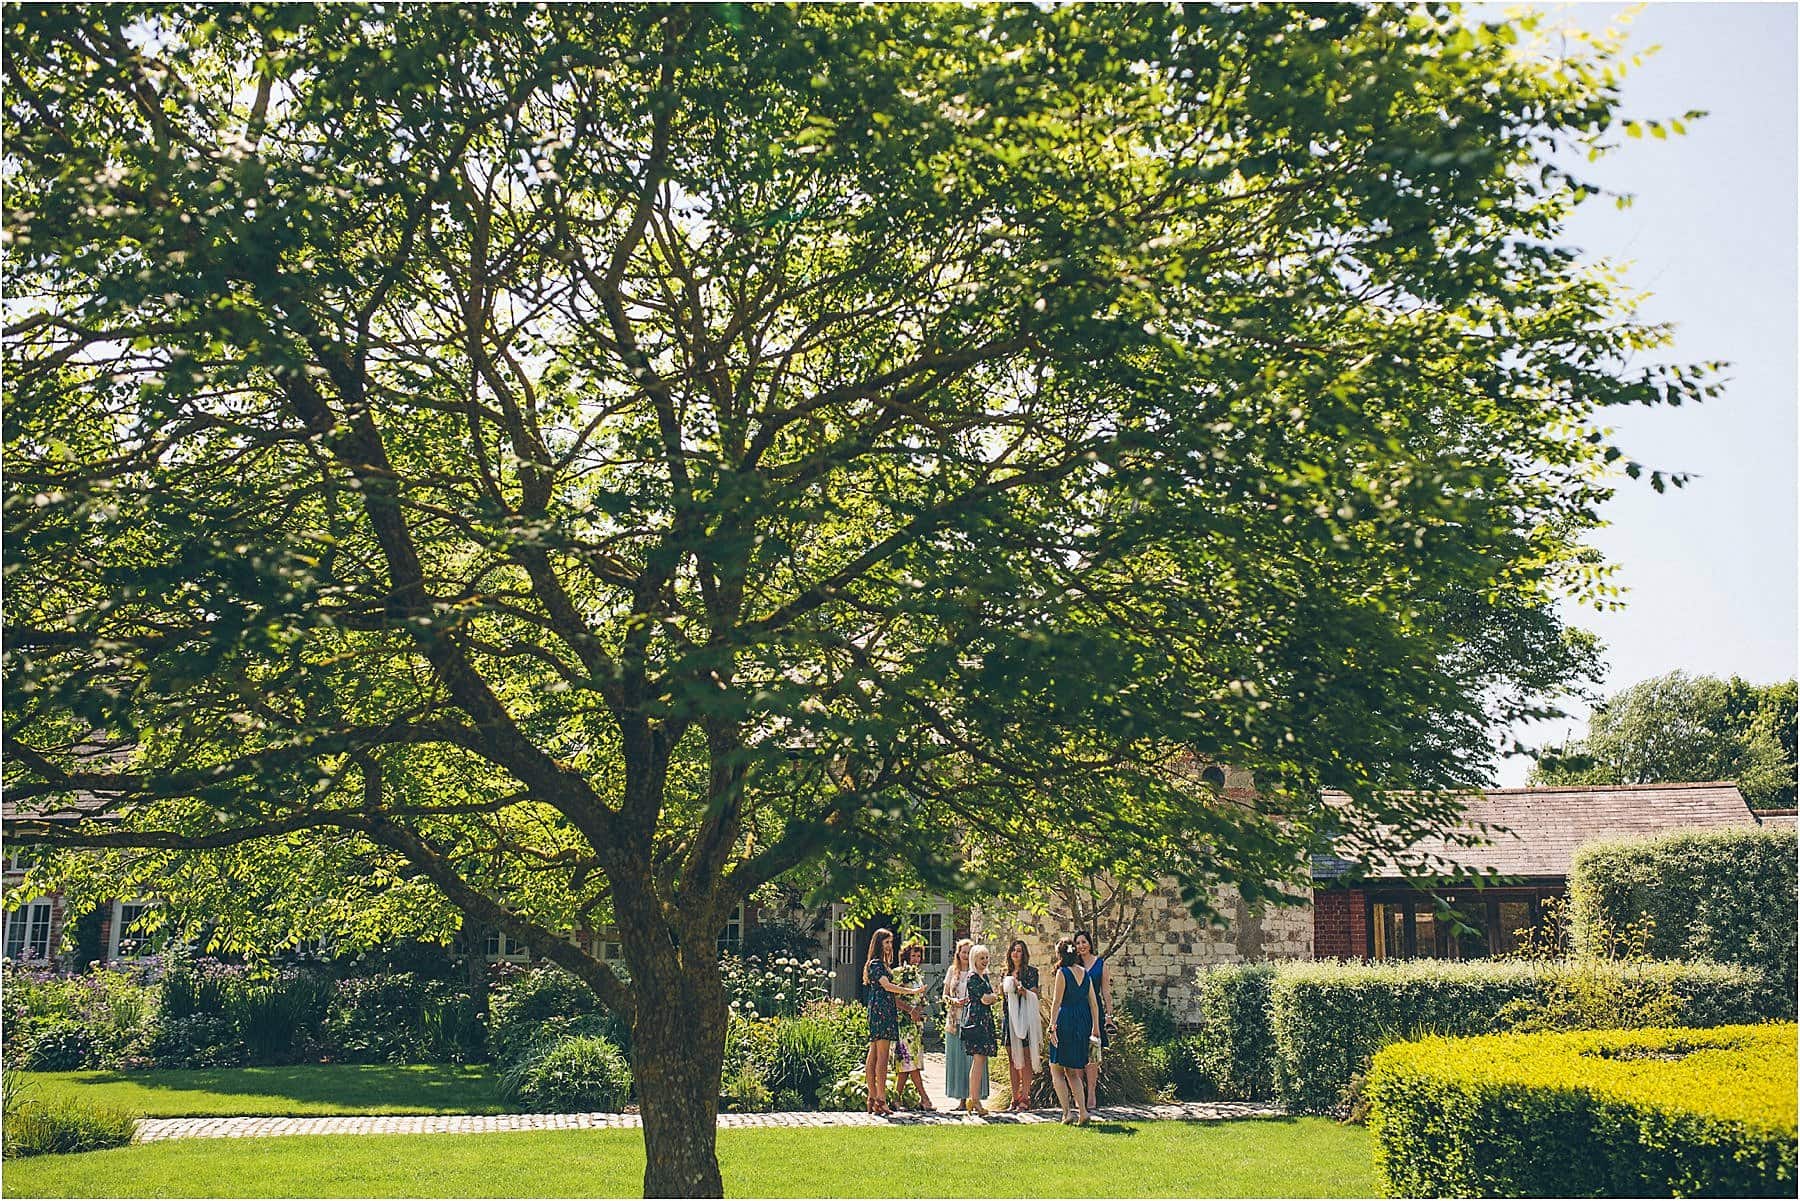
[133,1101,1280,1143]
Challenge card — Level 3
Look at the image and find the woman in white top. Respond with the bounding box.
[1001,938,1041,1111]
[941,938,985,1105]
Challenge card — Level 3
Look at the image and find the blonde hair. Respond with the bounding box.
[970,943,990,970]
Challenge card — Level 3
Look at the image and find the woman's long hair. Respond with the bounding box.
[948,937,972,991]
[1073,929,1095,962]
[1057,938,1081,968]
[862,927,895,986]
[1006,939,1029,980]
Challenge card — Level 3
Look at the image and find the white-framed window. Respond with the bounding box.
[4,846,34,873]
[833,917,855,969]
[595,925,625,963]
[484,929,530,963]
[4,900,53,961]
[108,900,155,960]
[716,904,743,956]
[909,909,947,966]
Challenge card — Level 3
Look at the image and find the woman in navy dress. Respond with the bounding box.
[1074,929,1115,1112]
[862,927,923,1115]
[958,944,1000,1113]
[1046,937,1100,1124]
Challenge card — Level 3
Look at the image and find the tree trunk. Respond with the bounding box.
[632,952,729,1198]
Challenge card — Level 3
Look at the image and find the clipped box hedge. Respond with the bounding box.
[1192,964,1277,1100]
[1570,826,1798,1017]
[1268,958,1763,1114]
[1367,1023,1798,1198]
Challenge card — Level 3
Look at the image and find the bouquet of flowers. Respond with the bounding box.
[894,962,925,1037]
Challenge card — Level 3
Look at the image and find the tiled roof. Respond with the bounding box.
[1,791,117,825]
[1313,781,1759,882]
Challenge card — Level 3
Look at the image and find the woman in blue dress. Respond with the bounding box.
[1074,929,1115,1112]
[1046,938,1100,1124]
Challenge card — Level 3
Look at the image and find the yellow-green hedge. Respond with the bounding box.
[1367,1023,1797,1198]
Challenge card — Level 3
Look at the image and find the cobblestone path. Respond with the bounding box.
[134,1101,1281,1143]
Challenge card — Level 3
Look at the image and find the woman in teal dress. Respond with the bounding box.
[942,938,987,1105]
[1046,938,1100,1124]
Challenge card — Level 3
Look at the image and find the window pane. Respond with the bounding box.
[1372,902,1403,960]
[1413,908,1438,959]
[1494,901,1532,956]
[6,901,53,961]
[117,903,152,958]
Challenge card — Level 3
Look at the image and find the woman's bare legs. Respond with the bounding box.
[871,1041,893,1114]
[1050,1064,1074,1122]
[967,1054,989,1113]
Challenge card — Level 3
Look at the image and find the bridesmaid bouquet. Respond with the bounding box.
[895,961,925,1036]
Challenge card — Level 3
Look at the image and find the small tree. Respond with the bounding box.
[5,6,1705,1194]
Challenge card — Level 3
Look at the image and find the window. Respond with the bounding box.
[909,910,946,966]
[595,925,625,964]
[834,923,855,969]
[1367,889,1559,960]
[4,846,34,873]
[716,904,743,957]
[483,929,529,963]
[109,900,155,960]
[4,900,53,961]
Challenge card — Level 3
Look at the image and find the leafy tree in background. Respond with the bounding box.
[4,5,1706,1192]
[1534,672,1797,809]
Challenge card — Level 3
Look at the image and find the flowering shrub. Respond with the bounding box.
[719,952,831,1019]
[2,963,158,1069]
[2,957,479,1070]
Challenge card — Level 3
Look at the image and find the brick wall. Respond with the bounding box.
[1312,887,1368,959]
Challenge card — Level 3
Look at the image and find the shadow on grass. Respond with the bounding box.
[56,1064,501,1109]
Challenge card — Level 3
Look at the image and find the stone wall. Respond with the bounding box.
[970,878,1314,1024]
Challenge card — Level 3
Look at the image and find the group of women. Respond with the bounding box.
[861,927,1116,1124]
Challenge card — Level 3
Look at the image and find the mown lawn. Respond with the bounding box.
[12,1065,506,1117]
[2,1119,1371,1198]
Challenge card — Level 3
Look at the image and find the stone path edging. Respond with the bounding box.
[134,1101,1281,1143]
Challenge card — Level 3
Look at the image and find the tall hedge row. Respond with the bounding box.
[1367,1023,1798,1198]
[1191,964,1276,1101]
[1193,958,1765,1115]
[1569,825,1798,1017]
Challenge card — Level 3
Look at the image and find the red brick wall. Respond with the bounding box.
[1312,888,1368,960]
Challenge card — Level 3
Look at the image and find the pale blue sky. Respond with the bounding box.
[1491,2,1798,783]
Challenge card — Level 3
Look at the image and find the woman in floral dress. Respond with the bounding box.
[890,939,935,1110]
[862,927,922,1116]
[958,944,1000,1113]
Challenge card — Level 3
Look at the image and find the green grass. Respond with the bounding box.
[11,1065,506,1118]
[1,1119,1371,1198]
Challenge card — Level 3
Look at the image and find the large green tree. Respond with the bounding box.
[5,4,1704,1193]
[1535,672,1797,809]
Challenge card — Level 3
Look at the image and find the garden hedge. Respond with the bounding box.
[1367,1023,1798,1198]
[1192,964,1276,1100]
[1570,826,1798,1017]
[1269,958,1763,1114]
